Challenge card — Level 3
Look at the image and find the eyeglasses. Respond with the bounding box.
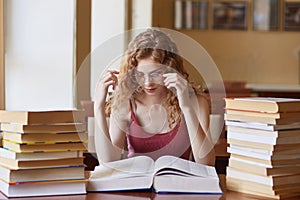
[133,69,165,84]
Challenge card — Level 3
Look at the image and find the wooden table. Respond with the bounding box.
[1,174,299,200]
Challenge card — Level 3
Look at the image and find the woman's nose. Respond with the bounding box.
[144,75,150,84]
[143,74,153,85]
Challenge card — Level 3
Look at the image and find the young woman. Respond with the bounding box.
[94,28,215,166]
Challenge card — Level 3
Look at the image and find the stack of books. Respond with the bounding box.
[0,110,88,197]
[224,97,300,199]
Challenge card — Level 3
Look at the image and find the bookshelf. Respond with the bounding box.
[158,0,300,32]
[151,0,300,85]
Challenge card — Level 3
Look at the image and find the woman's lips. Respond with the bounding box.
[145,87,156,93]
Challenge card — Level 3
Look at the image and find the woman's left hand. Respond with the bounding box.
[163,73,191,109]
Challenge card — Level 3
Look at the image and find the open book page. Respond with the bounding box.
[87,156,155,191]
[154,155,216,177]
[90,156,155,179]
[153,156,222,194]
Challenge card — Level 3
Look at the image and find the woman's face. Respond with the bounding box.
[134,58,167,96]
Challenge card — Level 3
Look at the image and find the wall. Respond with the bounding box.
[181,30,300,85]
[152,0,300,85]
[0,0,4,109]
[5,0,75,110]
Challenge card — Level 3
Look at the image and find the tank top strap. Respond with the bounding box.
[129,98,138,122]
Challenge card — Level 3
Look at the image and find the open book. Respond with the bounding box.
[87,155,222,194]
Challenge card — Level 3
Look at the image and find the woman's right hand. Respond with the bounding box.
[95,70,119,104]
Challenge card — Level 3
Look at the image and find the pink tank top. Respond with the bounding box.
[126,100,191,160]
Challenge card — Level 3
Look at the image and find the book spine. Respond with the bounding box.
[174,0,182,29]
[185,0,192,29]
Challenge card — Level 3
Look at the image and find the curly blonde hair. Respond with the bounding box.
[107,28,192,128]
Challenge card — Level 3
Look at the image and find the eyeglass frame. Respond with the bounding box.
[133,67,168,84]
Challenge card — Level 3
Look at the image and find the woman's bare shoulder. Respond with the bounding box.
[194,93,210,115]
[196,93,209,105]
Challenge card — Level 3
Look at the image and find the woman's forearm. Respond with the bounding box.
[94,100,122,163]
[94,100,110,162]
[181,98,216,166]
[94,101,110,140]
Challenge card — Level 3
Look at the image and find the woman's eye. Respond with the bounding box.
[150,73,161,77]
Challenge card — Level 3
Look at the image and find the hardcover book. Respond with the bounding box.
[228,157,300,176]
[227,167,300,186]
[87,155,222,194]
[0,156,84,169]
[0,165,85,183]
[0,179,87,197]
[0,110,85,125]
[224,97,300,113]
[224,113,300,125]
[2,131,87,143]
[227,137,300,152]
[227,130,300,145]
[0,147,83,161]
[226,176,300,199]
[227,126,300,138]
[225,120,300,131]
[2,140,87,153]
[0,123,86,133]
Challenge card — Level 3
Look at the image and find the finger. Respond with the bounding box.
[163,74,177,83]
[163,72,177,76]
[162,73,177,80]
[100,73,117,90]
[102,71,118,84]
[101,69,118,78]
[165,80,187,95]
[164,77,178,85]
[102,73,112,82]
[108,70,119,83]
[165,82,177,89]
[104,80,115,87]
[112,79,117,90]
[108,76,118,90]
[107,69,119,75]
[164,77,183,89]
[163,73,183,81]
